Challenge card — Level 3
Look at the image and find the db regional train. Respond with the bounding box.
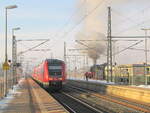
[32,59,66,90]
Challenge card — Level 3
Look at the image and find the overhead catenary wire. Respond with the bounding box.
[112,9,138,27]
[50,0,106,48]
[17,39,49,42]
[18,39,50,55]
[112,4,150,28]
[114,17,150,35]
[127,47,150,52]
[114,40,143,55]
[18,39,50,50]
[61,0,106,38]
[51,0,148,59]
[111,4,150,35]
[56,1,150,40]
[29,49,51,51]
[75,40,94,50]
[15,1,87,39]
[69,1,149,63]
[75,40,107,56]
[49,0,87,41]
[16,1,87,56]
[75,40,143,56]
[63,1,150,65]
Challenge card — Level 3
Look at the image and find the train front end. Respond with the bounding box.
[47,59,66,89]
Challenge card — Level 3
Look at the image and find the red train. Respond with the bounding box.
[32,59,66,90]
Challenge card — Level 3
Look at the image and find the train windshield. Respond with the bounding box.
[48,64,62,77]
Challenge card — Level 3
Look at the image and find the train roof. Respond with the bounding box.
[91,63,107,68]
[34,59,65,68]
[46,59,64,63]
[117,64,150,68]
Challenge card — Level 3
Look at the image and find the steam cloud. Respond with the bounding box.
[76,0,106,64]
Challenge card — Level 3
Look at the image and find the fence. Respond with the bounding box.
[0,67,17,99]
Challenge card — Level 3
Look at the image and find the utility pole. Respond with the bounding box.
[51,53,53,59]
[107,7,113,82]
[113,41,116,65]
[25,61,29,78]
[141,28,150,64]
[83,55,86,72]
[74,55,77,79]
[141,28,150,85]
[12,27,20,87]
[67,57,70,79]
[64,42,66,63]
[86,56,88,71]
[12,35,17,86]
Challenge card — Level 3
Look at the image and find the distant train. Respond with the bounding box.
[90,63,107,80]
[32,59,66,90]
[86,63,150,85]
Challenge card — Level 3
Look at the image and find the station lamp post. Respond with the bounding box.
[12,27,20,87]
[4,5,17,96]
[5,5,18,62]
[12,27,20,36]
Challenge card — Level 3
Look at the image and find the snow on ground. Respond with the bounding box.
[134,85,150,89]
[0,78,24,112]
[68,77,150,89]
[68,77,115,85]
[0,90,15,113]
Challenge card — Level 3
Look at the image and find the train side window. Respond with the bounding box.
[146,68,149,74]
[41,68,42,74]
[121,78,123,82]
[42,68,44,75]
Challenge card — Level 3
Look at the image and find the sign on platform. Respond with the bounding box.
[3,62,10,70]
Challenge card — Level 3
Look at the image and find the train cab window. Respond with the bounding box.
[48,65,62,77]
[47,60,64,77]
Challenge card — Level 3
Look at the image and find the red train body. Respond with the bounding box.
[32,59,66,89]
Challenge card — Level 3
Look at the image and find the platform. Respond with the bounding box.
[0,77,68,113]
[67,79,150,103]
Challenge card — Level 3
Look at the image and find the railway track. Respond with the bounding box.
[49,90,109,113]
[65,84,150,113]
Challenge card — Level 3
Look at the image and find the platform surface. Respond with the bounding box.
[0,77,68,113]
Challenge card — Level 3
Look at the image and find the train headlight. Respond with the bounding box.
[59,78,62,80]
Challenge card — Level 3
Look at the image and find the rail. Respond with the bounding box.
[66,84,150,112]
[50,90,105,113]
